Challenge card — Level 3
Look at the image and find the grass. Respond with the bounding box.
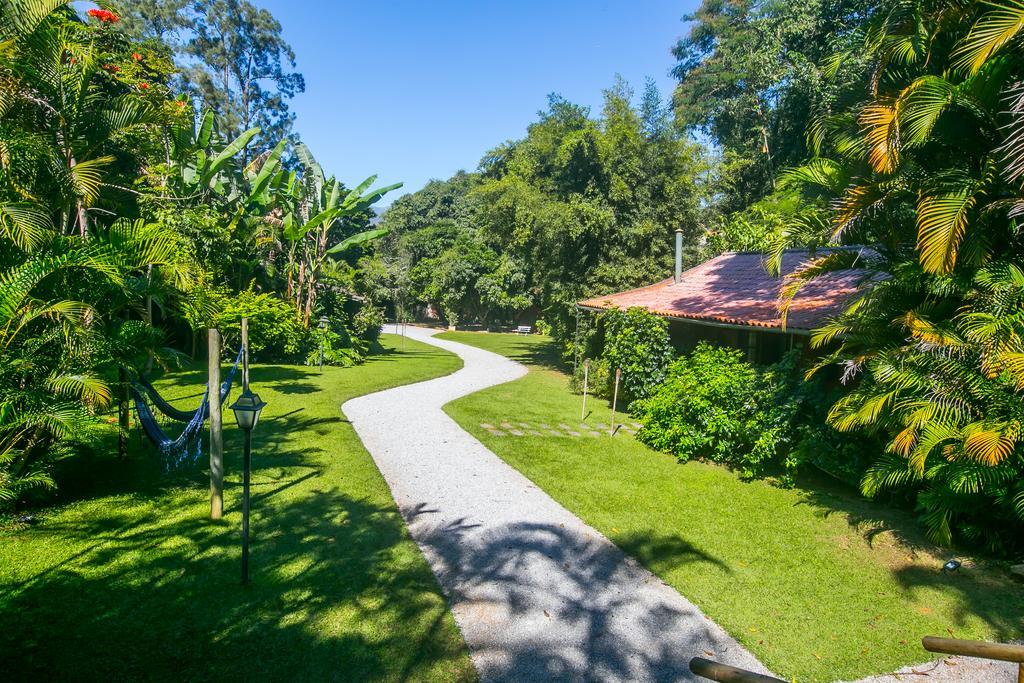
[438,330,1024,683]
[0,334,476,682]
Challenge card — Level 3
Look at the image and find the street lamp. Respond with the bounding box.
[318,316,329,370]
[230,387,266,584]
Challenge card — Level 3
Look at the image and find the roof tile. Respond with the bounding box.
[577,250,870,331]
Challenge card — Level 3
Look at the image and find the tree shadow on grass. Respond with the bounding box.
[891,565,1024,641]
[791,468,938,554]
[1,488,472,681]
[486,337,564,371]
[790,469,1024,641]
[406,509,750,681]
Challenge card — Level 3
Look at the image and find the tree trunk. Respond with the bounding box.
[144,265,155,374]
[118,367,130,459]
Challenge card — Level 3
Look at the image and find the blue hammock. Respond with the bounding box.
[133,385,209,469]
[137,346,244,422]
[132,347,244,468]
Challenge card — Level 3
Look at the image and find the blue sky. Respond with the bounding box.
[257,1,696,206]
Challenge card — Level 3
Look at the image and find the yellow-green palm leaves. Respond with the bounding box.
[775,0,1024,551]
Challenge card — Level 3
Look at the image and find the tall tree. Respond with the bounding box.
[119,0,305,158]
[185,0,305,159]
[672,0,876,211]
[117,0,191,44]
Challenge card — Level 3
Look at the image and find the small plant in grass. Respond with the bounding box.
[352,303,386,341]
[569,356,612,399]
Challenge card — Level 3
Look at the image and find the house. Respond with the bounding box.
[577,235,871,364]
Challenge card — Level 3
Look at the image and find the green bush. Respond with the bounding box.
[352,304,385,342]
[183,285,306,361]
[304,325,364,367]
[601,307,674,404]
[632,343,873,484]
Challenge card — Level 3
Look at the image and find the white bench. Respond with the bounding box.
[515,325,532,335]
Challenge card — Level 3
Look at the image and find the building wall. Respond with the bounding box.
[666,318,806,365]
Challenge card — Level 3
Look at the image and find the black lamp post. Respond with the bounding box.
[318,316,329,370]
[230,387,266,584]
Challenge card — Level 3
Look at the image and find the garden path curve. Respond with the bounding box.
[343,325,772,682]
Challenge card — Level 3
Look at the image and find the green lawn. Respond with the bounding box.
[0,334,476,682]
[438,330,1024,683]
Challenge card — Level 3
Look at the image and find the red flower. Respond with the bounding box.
[87,8,120,23]
[175,101,186,108]
[138,82,149,90]
[132,52,143,62]
[103,64,121,72]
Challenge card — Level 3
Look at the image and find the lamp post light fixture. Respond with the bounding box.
[318,316,329,370]
[230,387,266,584]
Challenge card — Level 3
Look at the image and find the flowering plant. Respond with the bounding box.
[87,8,119,23]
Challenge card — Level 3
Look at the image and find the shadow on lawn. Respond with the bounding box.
[406,506,738,681]
[498,337,564,370]
[4,363,472,681]
[1,491,465,681]
[791,470,1024,640]
[791,469,934,552]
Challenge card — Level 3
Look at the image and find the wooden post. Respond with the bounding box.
[118,367,130,459]
[241,317,250,391]
[573,310,580,373]
[689,657,786,683]
[581,359,590,421]
[208,329,224,520]
[922,636,1024,683]
[610,368,621,436]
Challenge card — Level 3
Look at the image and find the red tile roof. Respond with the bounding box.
[577,250,870,332]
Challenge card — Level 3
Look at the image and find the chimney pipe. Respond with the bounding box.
[674,229,683,284]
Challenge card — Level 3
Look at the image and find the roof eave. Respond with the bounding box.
[575,303,813,336]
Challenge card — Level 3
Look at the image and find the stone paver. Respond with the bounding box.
[343,324,771,682]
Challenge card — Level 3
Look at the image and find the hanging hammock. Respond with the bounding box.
[132,384,209,469]
[137,346,244,422]
[131,346,245,468]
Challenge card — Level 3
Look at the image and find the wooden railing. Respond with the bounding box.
[922,636,1024,682]
[690,637,1024,683]
[688,657,787,682]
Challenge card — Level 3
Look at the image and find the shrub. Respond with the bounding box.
[633,344,788,478]
[352,304,385,342]
[601,307,674,404]
[631,343,874,484]
[183,284,305,361]
[304,325,364,367]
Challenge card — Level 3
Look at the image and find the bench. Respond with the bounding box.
[515,325,532,335]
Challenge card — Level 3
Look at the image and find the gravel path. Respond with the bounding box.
[344,325,772,682]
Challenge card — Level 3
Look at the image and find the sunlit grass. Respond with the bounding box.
[439,330,1024,682]
[0,334,475,681]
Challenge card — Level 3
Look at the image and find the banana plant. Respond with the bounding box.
[165,108,260,202]
[270,143,401,323]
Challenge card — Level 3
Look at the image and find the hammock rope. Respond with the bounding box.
[138,346,244,422]
[131,346,245,468]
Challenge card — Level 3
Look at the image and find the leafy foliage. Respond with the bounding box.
[599,307,674,404]
[772,0,1024,551]
[370,80,711,345]
[633,343,872,485]
[0,1,396,506]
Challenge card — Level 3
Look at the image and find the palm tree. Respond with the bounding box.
[0,218,185,502]
[774,0,1024,549]
[270,143,398,325]
[1,1,159,237]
